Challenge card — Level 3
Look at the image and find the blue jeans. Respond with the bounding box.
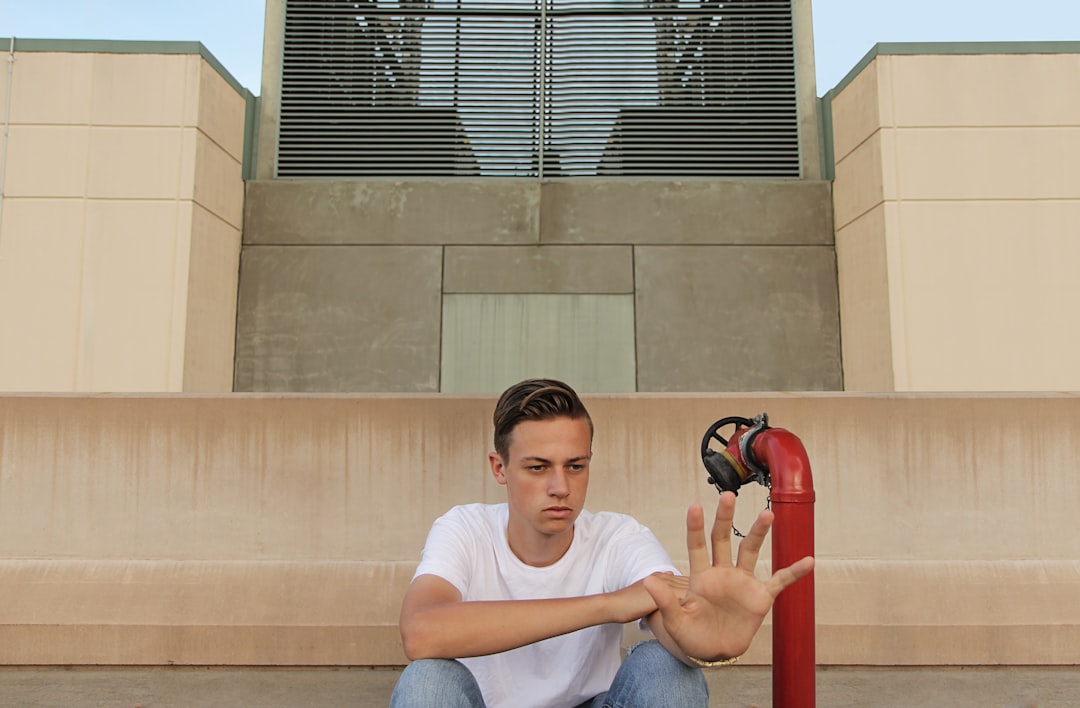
[389,640,709,708]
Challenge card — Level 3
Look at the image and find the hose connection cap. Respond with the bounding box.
[700,413,772,494]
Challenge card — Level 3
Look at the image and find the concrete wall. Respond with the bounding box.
[827,45,1080,391]
[237,180,841,393]
[0,43,249,392]
[1,393,1077,666]
[238,0,837,395]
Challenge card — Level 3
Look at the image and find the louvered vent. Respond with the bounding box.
[278,0,799,178]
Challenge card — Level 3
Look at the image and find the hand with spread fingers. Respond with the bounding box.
[642,491,815,663]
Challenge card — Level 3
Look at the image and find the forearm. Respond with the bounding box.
[402,593,630,660]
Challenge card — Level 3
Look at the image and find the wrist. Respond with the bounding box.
[599,588,628,625]
[605,582,656,625]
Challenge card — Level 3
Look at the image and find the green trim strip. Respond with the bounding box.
[5,37,253,97]
[243,95,261,181]
[817,94,834,182]
[826,40,1080,99]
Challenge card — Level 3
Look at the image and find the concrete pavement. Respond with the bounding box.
[0,666,1077,707]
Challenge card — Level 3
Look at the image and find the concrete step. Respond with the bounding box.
[0,666,1077,707]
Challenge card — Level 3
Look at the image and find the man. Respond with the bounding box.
[391,379,814,707]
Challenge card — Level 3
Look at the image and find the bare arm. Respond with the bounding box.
[399,573,663,660]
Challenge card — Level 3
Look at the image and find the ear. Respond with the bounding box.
[489,451,508,486]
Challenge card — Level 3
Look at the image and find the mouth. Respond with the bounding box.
[544,506,573,518]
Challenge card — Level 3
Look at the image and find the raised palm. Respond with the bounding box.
[644,492,815,661]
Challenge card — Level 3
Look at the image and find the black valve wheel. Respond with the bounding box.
[700,416,755,495]
[700,416,755,461]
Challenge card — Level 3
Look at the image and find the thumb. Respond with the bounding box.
[642,573,679,615]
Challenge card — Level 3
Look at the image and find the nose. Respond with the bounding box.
[549,468,570,498]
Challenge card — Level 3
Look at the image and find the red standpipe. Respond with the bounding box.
[728,426,816,708]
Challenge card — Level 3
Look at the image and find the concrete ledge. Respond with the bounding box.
[1,393,1078,666]
[633,559,1080,666]
[813,559,1080,665]
[0,560,411,665]
[0,626,403,666]
[4,559,1076,666]
[241,180,834,247]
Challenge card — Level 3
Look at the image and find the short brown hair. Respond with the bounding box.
[492,378,593,461]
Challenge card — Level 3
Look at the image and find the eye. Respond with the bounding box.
[528,465,546,473]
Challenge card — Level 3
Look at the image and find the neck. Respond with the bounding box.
[506,521,574,567]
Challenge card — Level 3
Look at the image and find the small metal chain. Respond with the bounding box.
[730,486,771,538]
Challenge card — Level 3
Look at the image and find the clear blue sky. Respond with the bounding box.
[1,0,1078,95]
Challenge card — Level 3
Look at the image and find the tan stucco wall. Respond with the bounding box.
[0,48,245,392]
[1,393,1077,666]
[829,50,1080,391]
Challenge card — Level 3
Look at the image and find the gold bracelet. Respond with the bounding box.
[686,654,741,668]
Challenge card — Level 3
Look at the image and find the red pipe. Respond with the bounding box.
[727,425,816,707]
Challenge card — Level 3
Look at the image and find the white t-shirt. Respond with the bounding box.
[413,503,678,708]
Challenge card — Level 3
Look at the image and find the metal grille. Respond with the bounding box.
[278,0,799,178]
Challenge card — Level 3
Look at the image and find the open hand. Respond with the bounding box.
[642,491,814,661]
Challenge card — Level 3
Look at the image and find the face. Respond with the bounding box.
[489,416,592,565]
